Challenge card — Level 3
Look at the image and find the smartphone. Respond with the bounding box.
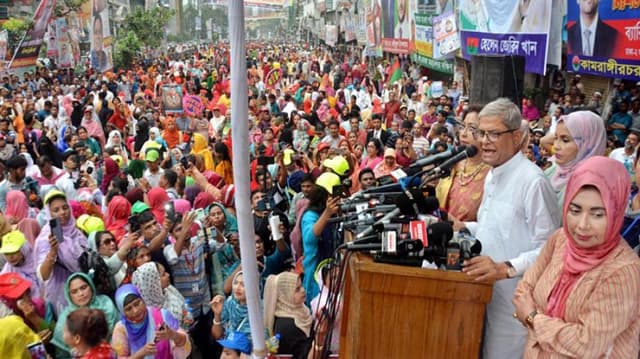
[165,201,176,223]
[128,215,140,233]
[194,208,206,222]
[180,156,191,168]
[27,341,47,359]
[49,218,64,243]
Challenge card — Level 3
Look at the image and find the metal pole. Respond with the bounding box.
[228,1,267,358]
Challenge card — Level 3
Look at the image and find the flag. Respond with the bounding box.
[387,59,402,85]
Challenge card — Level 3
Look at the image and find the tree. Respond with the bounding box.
[55,0,89,17]
[114,31,142,69]
[1,18,31,55]
[120,7,175,50]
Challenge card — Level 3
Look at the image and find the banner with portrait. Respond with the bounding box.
[380,0,416,53]
[365,0,383,56]
[55,18,74,69]
[566,1,640,80]
[90,0,113,72]
[9,0,56,69]
[161,85,184,113]
[413,10,454,73]
[458,0,552,74]
[0,31,7,63]
[432,11,459,59]
[326,25,338,47]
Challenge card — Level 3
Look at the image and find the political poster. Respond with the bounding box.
[432,11,459,59]
[412,10,454,74]
[566,0,640,80]
[56,18,74,69]
[90,0,113,72]
[265,68,283,88]
[161,85,184,113]
[326,24,338,47]
[380,0,416,53]
[459,0,552,75]
[365,0,383,56]
[8,0,56,69]
[183,95,204,117]
[0,31,7,63]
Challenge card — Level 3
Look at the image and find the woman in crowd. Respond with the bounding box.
[0,314,46,359]
[81,106,105,148]
[111,284,191,359]
[300,173,340,305]
[147,187,170,224]
[211,271,251,340]
[63,308,116,358]
[105,130,129,165]
[100,157,121,195]
[436,106,490,222]
[0,231,42,298]
[34,190,88,314]
[132,262,189,327]
[87,230,133,288]
[264,272,314,359]
[513,156,640,358]
[373,148,400,178]
[191,133,215,171]
[52,272,119,358]
[5,190,40,245]
[360,139,383,170]
[105,195,132,244]
[544,111,607,207]
[162,116,182,150]
[214,142,234,185]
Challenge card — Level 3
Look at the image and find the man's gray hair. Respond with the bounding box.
[478,98,523,130]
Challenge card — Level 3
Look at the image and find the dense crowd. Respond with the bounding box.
[0,42,638,359]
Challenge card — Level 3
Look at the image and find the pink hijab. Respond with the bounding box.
[546,156,630,318]
[5,190,29,220]
[551,111,607,192]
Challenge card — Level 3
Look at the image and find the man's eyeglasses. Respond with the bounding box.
[477,128,518,142]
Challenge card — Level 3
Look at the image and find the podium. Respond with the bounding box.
[339,254,494,359]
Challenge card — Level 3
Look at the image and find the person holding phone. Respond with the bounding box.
[34,190,88,315]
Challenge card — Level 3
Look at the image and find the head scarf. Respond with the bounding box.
[52,272,119,356]
[0,315,42,359]
[5,190,29,221]
[546,156,631,319]
[173,199,191,216]
[263,272,313,336]
[194,192,215,210]
[0,241,40,299]
[100,157,120,194]
[134,121,149,152]
[184,185,202,206]
[132,262,165,308]
[68,200,86,219]
[190,133,215,170]
[126,188,144,205]
[204,171,224,188]
[149,127,168,149]
[81,107,106,145]
[207,202,238,235]
[127,159,146,179]
[114,284,178,359]
[147,187,170,224]
[551,111,607,192]
[106,196,132,243]
[162,116,181,150]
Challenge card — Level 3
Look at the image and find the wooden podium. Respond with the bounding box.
[339,254,494,359]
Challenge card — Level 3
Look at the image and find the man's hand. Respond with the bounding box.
[462,256,508,282]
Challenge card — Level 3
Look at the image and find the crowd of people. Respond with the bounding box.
[0,41,637,359]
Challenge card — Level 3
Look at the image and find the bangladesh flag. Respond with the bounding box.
[467,37,479,55]
[387,59,402,85]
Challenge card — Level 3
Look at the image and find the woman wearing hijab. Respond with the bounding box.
[373,148,400,178]
[111,284,190,359]
[162,116,182,150]
[147,187,170,224]
[190,133,215,171]
[0,231,43,298]
[81,106,106,148]
[106,130,129,165]
[5,190,40,246]
[264,272,314,359]
[105,195,132,244]
[38,134,63,168]
[193,192,215,210]
[183,185,201,207]
[100,157,120,195]
[132,262,189,327]
[211,271,251,340]
[133,120,150,157]
[513,156,640,358]
[214,142,234,185]
[544,111,607,207]
[52,272,119,358]
[34,190,89,315]
[87,231,132,288]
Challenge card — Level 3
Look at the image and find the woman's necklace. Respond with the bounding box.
[456,160,486,186]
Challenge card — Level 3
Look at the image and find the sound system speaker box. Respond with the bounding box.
[469,56,525,106]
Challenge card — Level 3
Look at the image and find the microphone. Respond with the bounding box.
[427,145,478,176]
[362,176,421,194]
[409,146,468,169]
[356,208,401,239]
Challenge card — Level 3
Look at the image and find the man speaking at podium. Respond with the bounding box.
[454,98,561,358]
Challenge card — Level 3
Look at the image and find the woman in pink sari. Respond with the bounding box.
[81,105,106,147]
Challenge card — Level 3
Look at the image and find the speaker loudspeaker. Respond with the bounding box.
[469,56,525,106]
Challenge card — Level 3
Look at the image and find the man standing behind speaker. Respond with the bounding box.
[453,98,561,359]
[567,0,617,58]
